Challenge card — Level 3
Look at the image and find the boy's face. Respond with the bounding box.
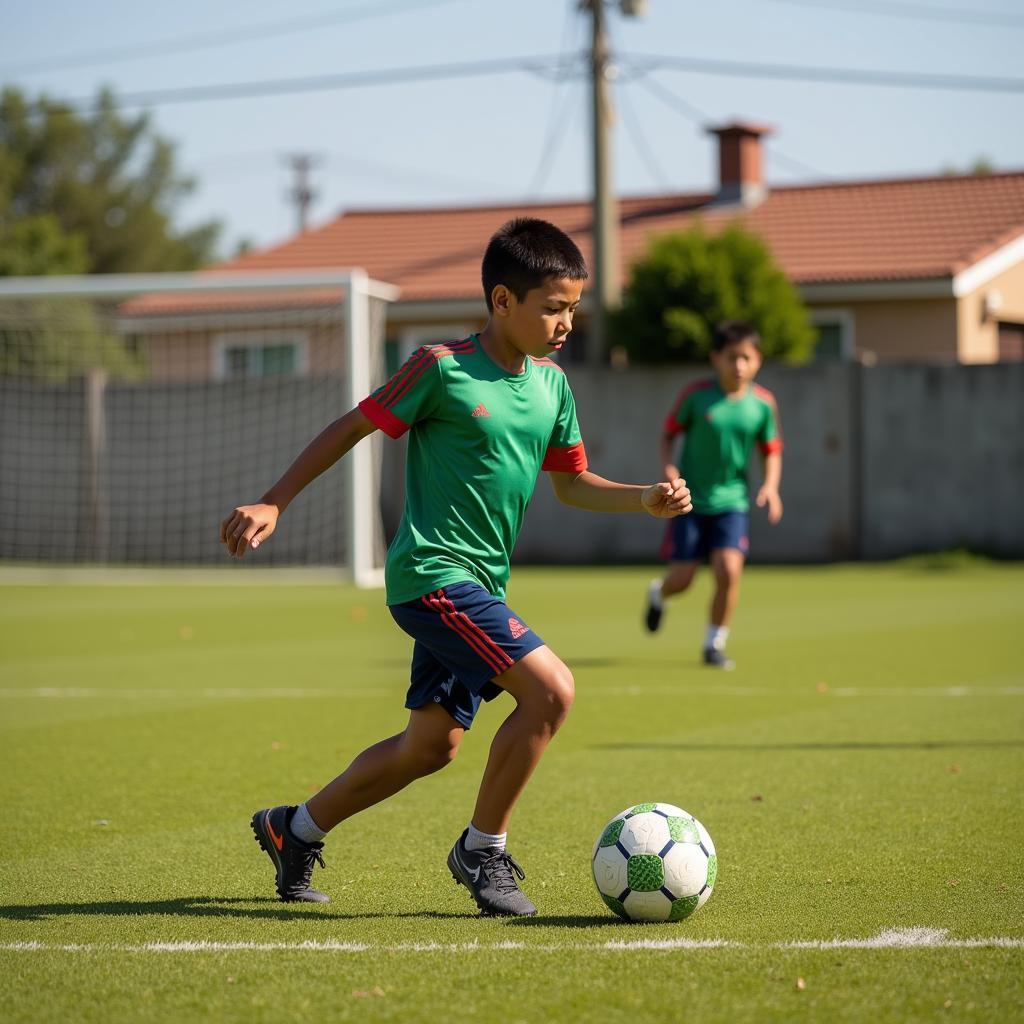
[711,338,762,388]
[497,275,583,358]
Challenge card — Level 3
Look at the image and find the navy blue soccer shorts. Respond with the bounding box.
[660,510,750,563]
[388,580,545,730]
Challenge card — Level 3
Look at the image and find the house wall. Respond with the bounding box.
[844,298,959,364]
[957,259,1024,363]
[145,320,347,381]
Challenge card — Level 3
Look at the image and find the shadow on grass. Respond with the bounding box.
[0,896,472,924]
[593,739,1024,752]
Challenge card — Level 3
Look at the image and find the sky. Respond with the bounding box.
[2,0,1023,259]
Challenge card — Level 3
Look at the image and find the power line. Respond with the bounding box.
[627,52,1024,94]
[1,0,469,76]
[524,3,585,197]
[629,72,711,126]
[633,73,830,181]
[762,0,1024,30]
[617,82,674,191]
[58,55,583,113]
[42,49,1020,118]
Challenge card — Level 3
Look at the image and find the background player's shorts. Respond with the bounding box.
[660,510,750,562]
[388,580,545,729]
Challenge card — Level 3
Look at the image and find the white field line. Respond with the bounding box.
[1,685,1022,701]
[2,929,1022,954]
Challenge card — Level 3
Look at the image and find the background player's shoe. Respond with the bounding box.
[251,805,330,903]
[702,647,735,671]
[447,830,537,917]
[644,579,664,633]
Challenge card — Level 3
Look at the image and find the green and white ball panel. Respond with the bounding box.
[591,815,626,858]
[619,811,671,856]
[592,844,628,898]
[623,889,674,922]
[662,842,710,898]
[697,854,718,909]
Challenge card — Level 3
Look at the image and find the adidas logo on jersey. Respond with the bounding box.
[471,403,491,417]
[508,617,528,639]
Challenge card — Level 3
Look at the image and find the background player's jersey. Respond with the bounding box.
[360,336,587,604]
[663,379,782,515]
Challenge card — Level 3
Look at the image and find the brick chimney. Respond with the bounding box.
[706,121,772,206]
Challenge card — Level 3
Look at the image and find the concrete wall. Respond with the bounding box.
[382,362,1024,564]
[859,363,1024,557]
[3,363,1022,565]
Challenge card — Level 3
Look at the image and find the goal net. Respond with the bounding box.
[0,269,397,584]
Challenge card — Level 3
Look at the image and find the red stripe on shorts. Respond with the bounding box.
[437,592,514,672]
[422,591,507,676]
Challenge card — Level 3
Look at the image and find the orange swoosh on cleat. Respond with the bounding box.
[265,815,285,851]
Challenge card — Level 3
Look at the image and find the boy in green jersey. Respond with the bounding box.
[644,320,783,670]
[221,218,692,916]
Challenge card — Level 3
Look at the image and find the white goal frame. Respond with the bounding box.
[0,269,399,587]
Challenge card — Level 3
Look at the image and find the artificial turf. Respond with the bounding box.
[1,561,1022,1022]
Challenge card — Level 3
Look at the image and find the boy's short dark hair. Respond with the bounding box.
[712,320,761,352]
[481,218,588,311]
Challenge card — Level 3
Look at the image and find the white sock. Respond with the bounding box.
[705,625,729,651]
[648,578,663,609]
[288,802,328,844]
[465,822,506,852]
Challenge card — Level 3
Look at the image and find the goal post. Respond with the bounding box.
[0,269,399,586]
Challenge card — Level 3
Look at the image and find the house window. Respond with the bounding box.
[214,333,308,379]
[809,311,855,362]
[814,323,845,361]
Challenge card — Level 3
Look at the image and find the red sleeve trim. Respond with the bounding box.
[542,442,588,473]
[664,379,713,438]
[759,438,783,455]
[358,396,409,439]
[663,415,685,439]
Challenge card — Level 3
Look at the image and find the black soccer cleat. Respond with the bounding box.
[251,805,330,903]
[447,830,537,917]
[644,579,664,633]
[702,647,735,671]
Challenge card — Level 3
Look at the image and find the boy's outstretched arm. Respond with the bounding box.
[220,407,377,557]
[755,451,784,524]
[548,471,692,518]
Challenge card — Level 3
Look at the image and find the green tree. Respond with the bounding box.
[0,215,90,276]
[612,221,815,364]
[0,86,221,275]
[0,298,145,381]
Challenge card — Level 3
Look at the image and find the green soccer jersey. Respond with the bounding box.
[663,379,783,515]
[359,335,587,604]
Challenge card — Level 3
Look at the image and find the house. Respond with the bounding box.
[125,121,1024,378]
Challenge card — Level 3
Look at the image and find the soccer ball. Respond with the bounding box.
[592,802,717,922]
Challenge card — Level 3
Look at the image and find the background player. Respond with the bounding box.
[644,320,783,670]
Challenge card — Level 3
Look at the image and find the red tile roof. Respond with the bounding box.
[212,171,1024,302]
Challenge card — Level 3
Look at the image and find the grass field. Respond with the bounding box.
[2,561,1022,1023]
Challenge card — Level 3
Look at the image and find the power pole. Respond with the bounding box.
[584,0,619,367]
[284,153,321,234]
[581,1,646,365]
